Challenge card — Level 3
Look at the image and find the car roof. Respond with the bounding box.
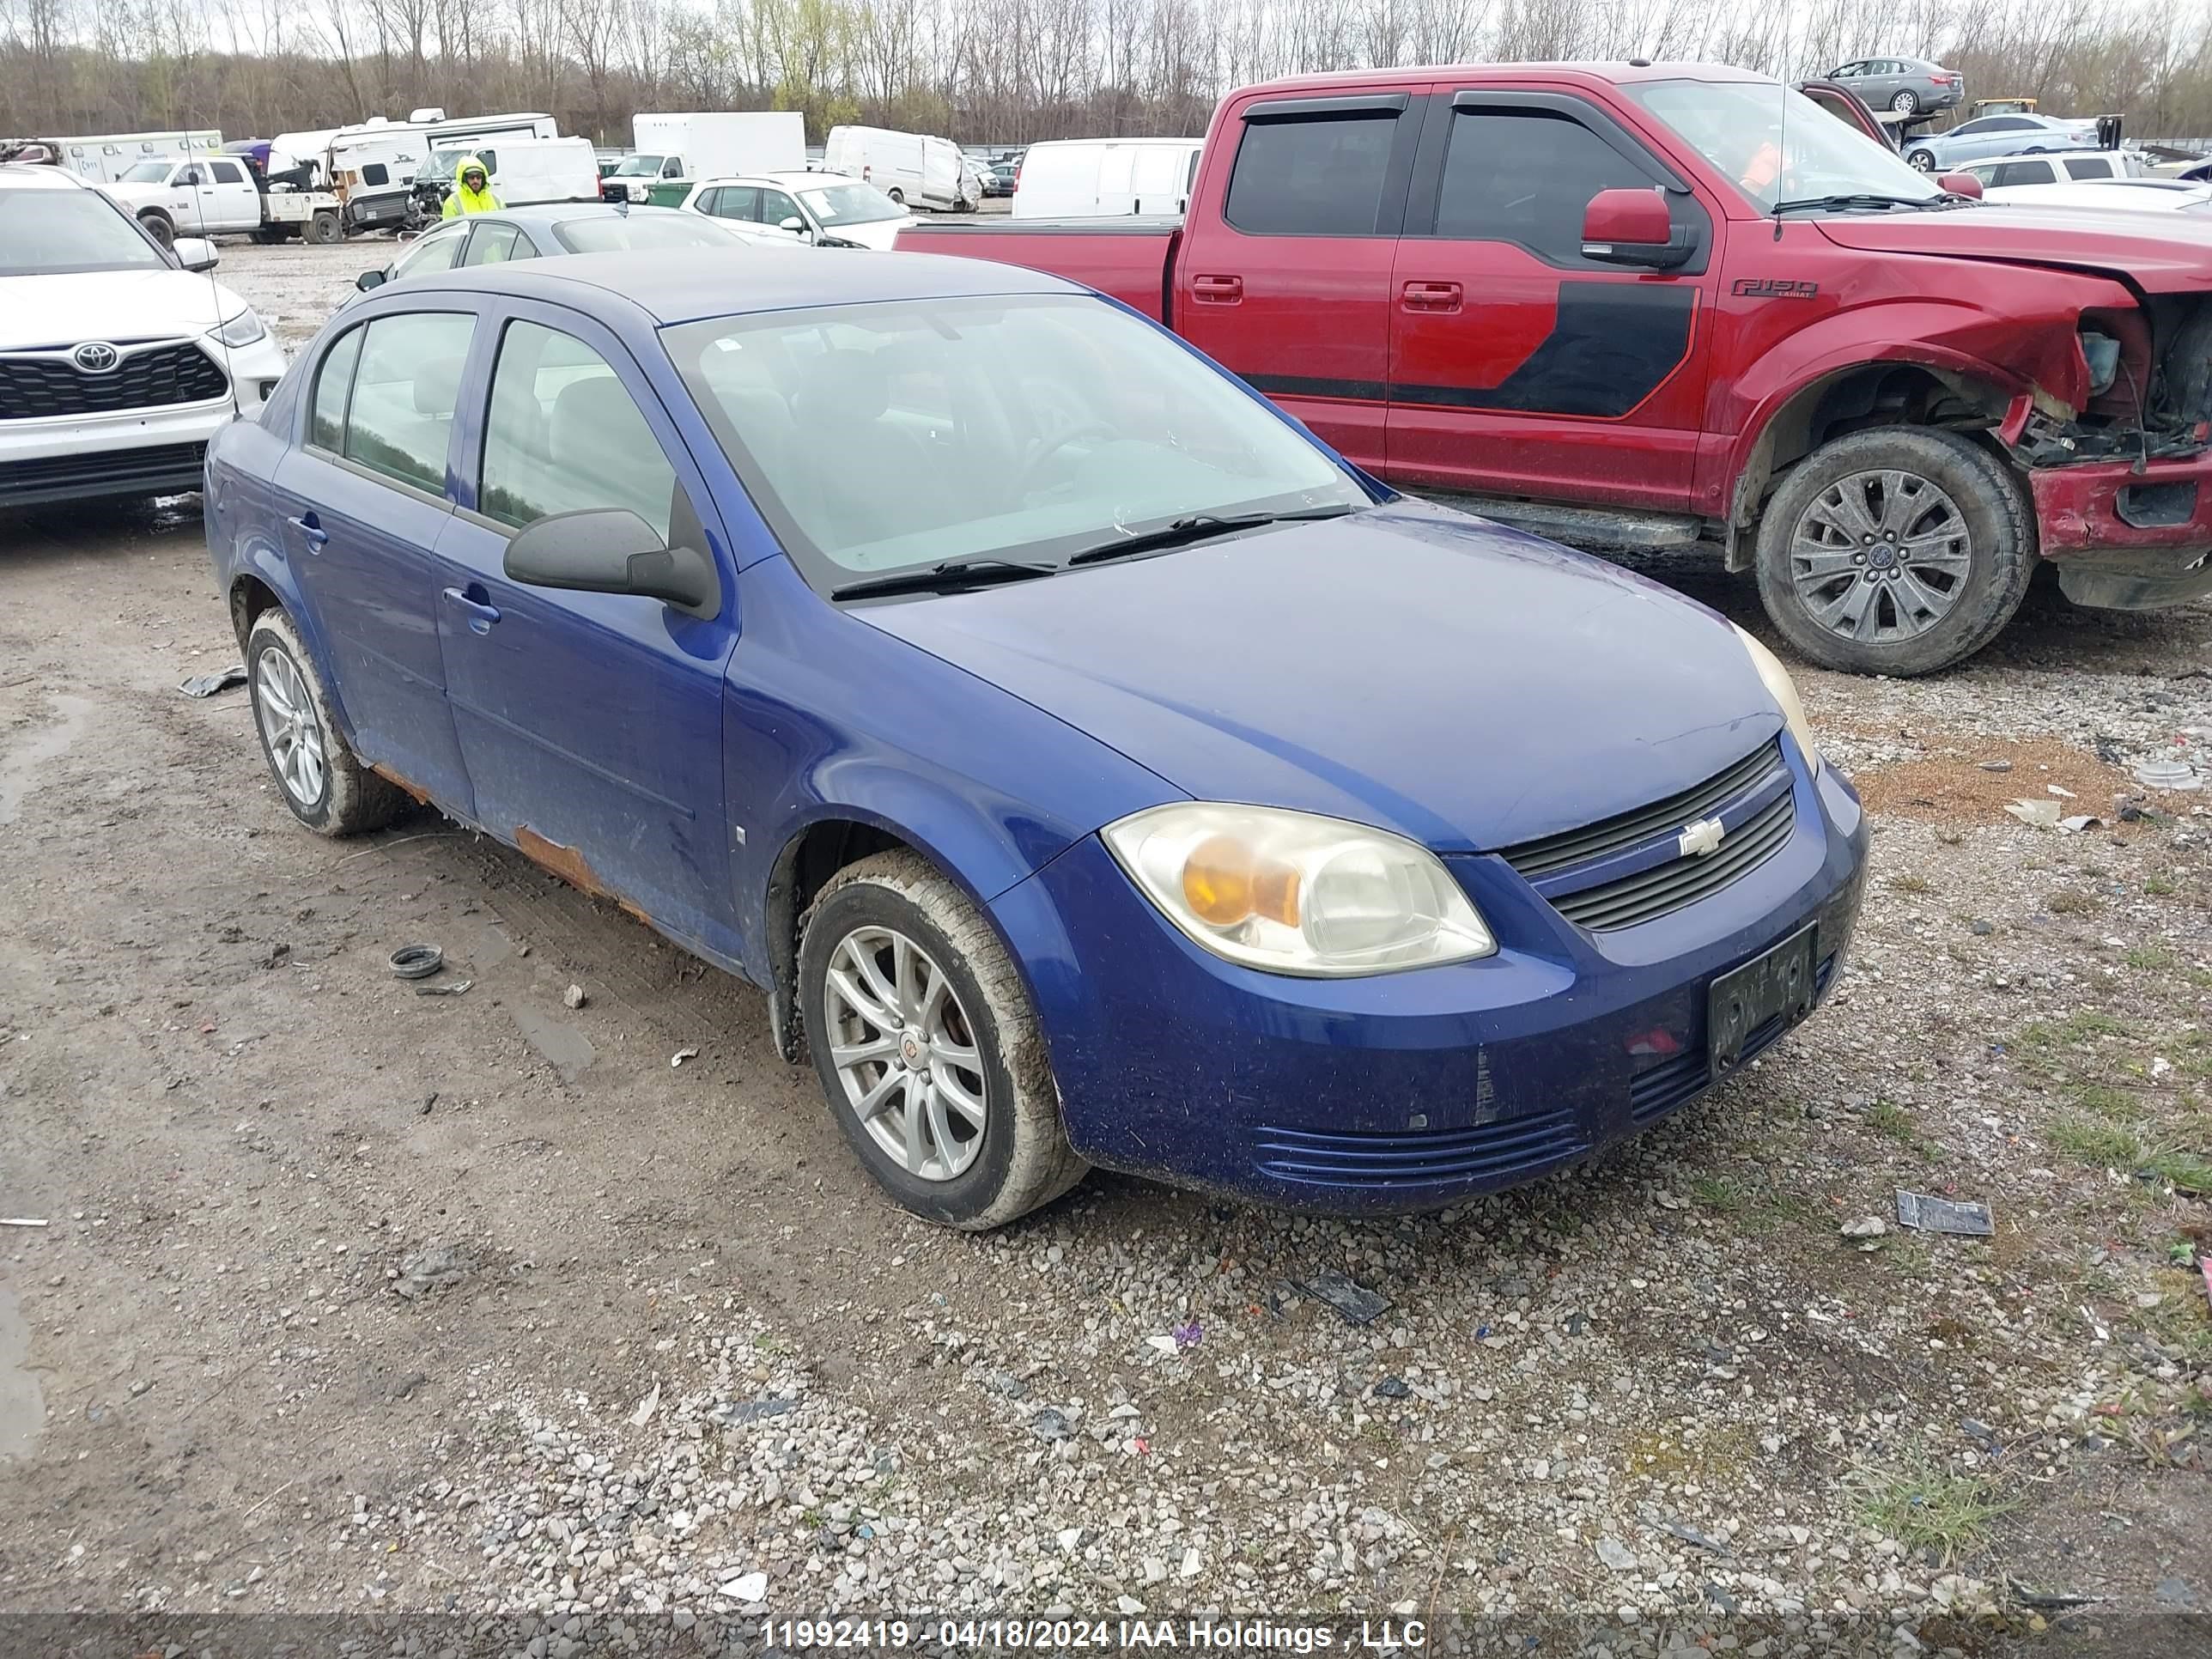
[696,172,860,190]
[0,163,88,190]
[1239,59,1775,94]
[1967,148,2126,165]
[459,203,695,226]
[398,245,1079,325]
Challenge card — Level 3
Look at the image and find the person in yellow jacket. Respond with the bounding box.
[441,156,501,219]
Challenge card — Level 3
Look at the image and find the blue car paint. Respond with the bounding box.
[207,246,1869,1213]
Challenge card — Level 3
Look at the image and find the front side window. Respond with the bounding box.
[310,326,365,451]
[1433,110,1653,261]
[760,190,799,228]
[0,188,169,275]
[1628,79,1944,211]
[667,294,1366,590]
[1224,111,1398,235]
[118,161,171,184]
[342,312,476,494]
[662,157,682,178]
[480,320,678,540]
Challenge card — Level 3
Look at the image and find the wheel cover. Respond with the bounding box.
[1788,467,1973,644]
[1891,91,1916,112]
[823,925,988,1182]
[252,643,327,805]
[1908,150,1935,170]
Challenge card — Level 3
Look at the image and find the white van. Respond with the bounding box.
[1012,137,1202,219]
[823,126,978,212]
[416,136,598,207]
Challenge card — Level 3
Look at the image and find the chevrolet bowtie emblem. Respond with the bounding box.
[1677,817,1726,858]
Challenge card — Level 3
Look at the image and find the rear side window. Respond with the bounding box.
[310,326,364,451]
[342,313,476,494]
[2064,156,2113,179]
[1990,159,2056,186]
[1433,111,1652,260]
[479,320,678,540]
[462,222,522,264]
[210,161,245,185]
[1224,112,1397,235]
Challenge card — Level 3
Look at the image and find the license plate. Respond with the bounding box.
[1707,924,1817,1073]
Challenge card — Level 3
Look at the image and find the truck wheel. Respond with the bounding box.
[799,850,1087,1230]
[1890,89,1920,115]
[140,211,174,249]
[885,187,904,205]
[1754,427,2034,676]
[251,225,282,245]
[307,210,342,245]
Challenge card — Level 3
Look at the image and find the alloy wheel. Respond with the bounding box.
[822,924,988,1182]
[253,644,327,806]
[1787,468,1972,645]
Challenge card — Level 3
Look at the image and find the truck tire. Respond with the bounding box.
[885,187,904,206]
[1754,427,2035,676]
[307,210,342,245]
[139,210,174,249]
[251,225,283,245]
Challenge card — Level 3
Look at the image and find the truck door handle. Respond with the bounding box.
[286,512,328,550]
[441,586,501,635]
[1192,274,1243,304]
[1401,281,1463,313]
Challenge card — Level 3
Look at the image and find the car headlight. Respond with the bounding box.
[1734,623,1820,775]
[209,309,267,349]
[1102,803,1496,977]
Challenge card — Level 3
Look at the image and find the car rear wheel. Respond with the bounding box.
[799,851,1086,1230]
[1890,89,1920,114]
[246,609,405,836]
[1754,427,2034,676]
[1905,149,1936,171]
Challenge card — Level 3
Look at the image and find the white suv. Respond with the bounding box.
[0,164,288,509]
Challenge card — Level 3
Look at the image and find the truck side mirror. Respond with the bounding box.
[1579,189,1692,270]
[1936,172,1984,198]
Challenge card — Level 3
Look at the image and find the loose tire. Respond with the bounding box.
[245,609,404,836]
[1905,149,1936,172]
[140,211,174,249]
[1890,89,1920,115]
[1753,426,2035,676]
[307,210,342,245]
[799,851,1086,1230]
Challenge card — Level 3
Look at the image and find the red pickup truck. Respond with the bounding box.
[900,62,2212,675]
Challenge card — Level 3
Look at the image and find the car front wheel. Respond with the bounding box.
[246,608,404,835]
[1905,149,1936,171]
[799,850,1086,1229]
[1753,426,2034,676]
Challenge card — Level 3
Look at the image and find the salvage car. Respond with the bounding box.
[902,63,2212,675]
[204,248,1867,1227]
[350,204,775,298]
[2,162,286,509]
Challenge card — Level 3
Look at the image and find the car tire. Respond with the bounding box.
[1890,89,1919,115]
[139,211,174,248]
[245,609,405,836]
[799,850,1087,1231]
[308,210,342,245]
[1905,149,1936,171]
[1754,426,2035,676]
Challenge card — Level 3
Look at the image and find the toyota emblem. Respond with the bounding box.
[71,342,121,374]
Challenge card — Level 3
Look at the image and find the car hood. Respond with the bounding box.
[1814,204,2212,292]
[0,269,246,349]
[856,501,1782,853]
[823,215,908,250]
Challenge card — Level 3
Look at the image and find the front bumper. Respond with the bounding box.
[2029,451,2212,607]
[993,754,1868,1214]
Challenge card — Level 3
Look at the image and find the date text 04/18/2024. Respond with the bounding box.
[759,1619,1428,1651]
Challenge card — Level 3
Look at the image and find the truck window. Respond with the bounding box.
[1432,110,1652,263]
[2063,156,2112,179]
[1990,159,2055,186]
[210,161,245,185]
[1224,112,1398,236]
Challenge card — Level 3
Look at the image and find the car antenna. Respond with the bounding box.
[1773,77,1790,241]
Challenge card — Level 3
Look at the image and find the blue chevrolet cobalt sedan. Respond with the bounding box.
[204,248,1868,1228]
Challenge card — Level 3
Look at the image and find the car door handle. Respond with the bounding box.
[1401,281,1463,313]
[441,586,501,634]
[286,513,328,550]
[1192,274,1243,304]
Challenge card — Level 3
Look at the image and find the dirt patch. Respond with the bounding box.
[1849,736,2137,825]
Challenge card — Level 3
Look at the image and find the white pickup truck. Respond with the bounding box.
[100,155,345,246]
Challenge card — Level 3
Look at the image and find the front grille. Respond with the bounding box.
[0,441,207,507]
[1628,951,1835,1124]
[1254,1106,1586,1190]
[1500,737,1795,932]
[0,343,229,420]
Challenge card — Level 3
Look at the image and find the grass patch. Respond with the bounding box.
[1854,1462,2015,1565]
[1690,1174,1751,1214]
[2125,945,2177,970]
[2144,1149,2212,1194]
[1866,1100,1920,1142]
[2049,1116,2146,1168]
[2048,888,2101,915]
[2073,1083,2148,1121]
[1889,872,1935,896]
[2143,874,2179,897]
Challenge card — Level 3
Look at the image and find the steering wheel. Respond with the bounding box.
[1018,421,1117,492]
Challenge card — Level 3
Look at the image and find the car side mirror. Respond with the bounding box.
[503,508,718,616]
[1580,189,1692,269]
[356,268,387,291]
[173,236,218,272]
[779,216,805,233]
[1936,171,1984,198]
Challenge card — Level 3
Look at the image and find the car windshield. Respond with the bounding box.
[422,149,472,180]
[611,154,664,177]
[0,188,169,275]
[666,293,1369,592]
[552,213,741,252]
[799,182,904,224]
[117,161,172,183]
[1628,78,1947,211]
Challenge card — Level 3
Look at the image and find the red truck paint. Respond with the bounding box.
[902,61,2212,674]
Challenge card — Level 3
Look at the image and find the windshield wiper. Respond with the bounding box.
[1064,505,1358,568]
[830,557,1058,601]
[1771,192,1937,215]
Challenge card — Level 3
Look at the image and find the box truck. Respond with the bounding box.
[601,112,805,206]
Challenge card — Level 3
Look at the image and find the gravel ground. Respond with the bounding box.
[0,240,2208,1656]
